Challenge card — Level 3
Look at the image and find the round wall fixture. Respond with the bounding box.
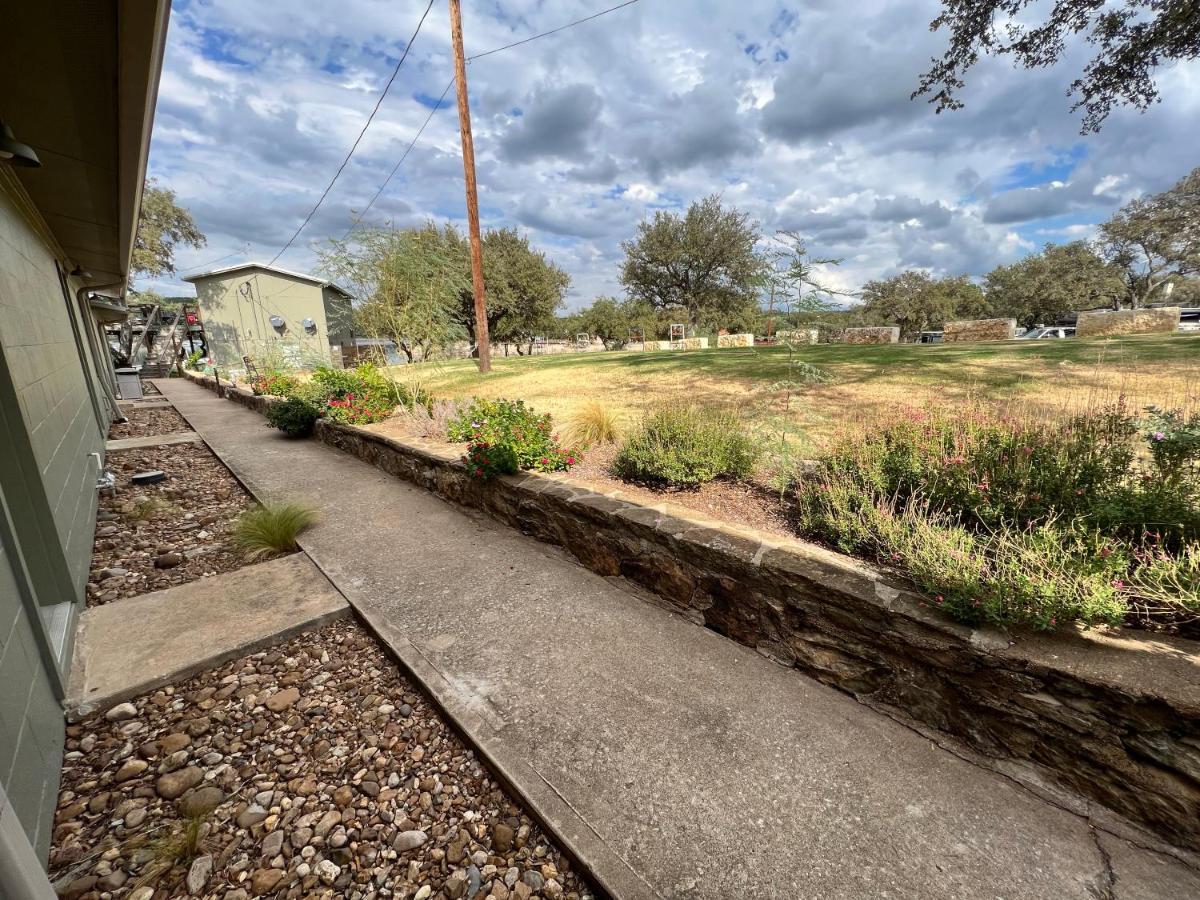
[270,315,286,332]
[302,317,317,334]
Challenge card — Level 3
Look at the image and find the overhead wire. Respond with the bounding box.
[348,0,641,234]
[269,0,436,265]
[180,242,252,275]
[465,0,639,62]
[343,78,455,238]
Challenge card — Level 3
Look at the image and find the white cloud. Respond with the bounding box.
[143,0,1200,308]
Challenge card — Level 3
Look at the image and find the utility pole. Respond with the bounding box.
[448,0,491,373]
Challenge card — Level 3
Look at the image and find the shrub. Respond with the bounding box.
[309,365,362,401]
[265,397,320,437]
[250,372,300,397]
[794,401,1200,631]
[325,391,395,426]
[882,505,1128,630]
[448,398,579,478]
[402,398,468,441]
[231,502,318,560]
[613,406,758,487]
[1142,405,1200,483]
[565,402,621,446]
[464,441,520,478]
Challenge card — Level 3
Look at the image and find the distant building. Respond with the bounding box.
[183,263,355,369]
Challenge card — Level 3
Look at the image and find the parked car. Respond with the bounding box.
[1017,325,1075,340]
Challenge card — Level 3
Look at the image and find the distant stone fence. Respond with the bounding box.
[1076,306,1181,337]
[185,369,1200,853]
[943,317,1017,343]
[716,333,754,348]
[775,329,819,345]
[841,326,899,344]
[641,337,709,351]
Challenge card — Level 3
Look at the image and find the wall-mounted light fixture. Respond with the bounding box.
[302,317,317,335]
[0,120,41,167]
[269,315,286,332]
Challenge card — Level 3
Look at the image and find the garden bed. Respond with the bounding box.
[108,407,191,440]
[51,619,592,900]
[89,442,255,606]
[190,373,1200,853]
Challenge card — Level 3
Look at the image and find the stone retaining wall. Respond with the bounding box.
[841,326,899,344]
[943,317,1017,343]
[1077,306,1181,337]
[185,371,1200,852]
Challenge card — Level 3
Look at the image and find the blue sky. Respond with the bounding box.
[145,0,1200,306]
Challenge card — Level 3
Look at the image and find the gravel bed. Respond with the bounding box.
[89,443,255,606]
[50,620,593,900]
[109,408,193,440]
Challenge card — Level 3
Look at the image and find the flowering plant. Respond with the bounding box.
[449,398,580,479]
[325,391,395,425]
[1141,405,1200,482]
[249,372,300,397]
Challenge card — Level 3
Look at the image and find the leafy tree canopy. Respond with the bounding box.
[577,296,636,350]
[859,272,985,339]
[319,223,468,362]
[132,178,206,277]
[1099,166,1200,306]
[471,228,571,354]
[620,194,767,328]
[915,0,1200,133]
[984,241,1127,325]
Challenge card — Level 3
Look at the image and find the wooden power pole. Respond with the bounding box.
[448,0,491,373]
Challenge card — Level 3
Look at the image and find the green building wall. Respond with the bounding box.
[0,181,109,858]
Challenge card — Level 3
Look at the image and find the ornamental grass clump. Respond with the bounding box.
[232,502,318,560]
[447,398,579,479]
[794,400,1200,632]
[564,401,621,446]
[613,406,759,487]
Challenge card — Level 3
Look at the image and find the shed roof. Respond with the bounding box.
[183,262,354,299]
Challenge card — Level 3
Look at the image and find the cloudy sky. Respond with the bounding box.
[145,0,1200,308]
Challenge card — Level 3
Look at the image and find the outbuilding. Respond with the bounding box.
[183,262,355,369]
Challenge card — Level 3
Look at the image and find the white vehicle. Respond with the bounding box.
[1017,325,1075,340]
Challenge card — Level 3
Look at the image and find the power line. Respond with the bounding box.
[344,78,455,237]
[181,242,252,275]
[465,0,639,62]
[270,0,436,265]
[350,0,641,234]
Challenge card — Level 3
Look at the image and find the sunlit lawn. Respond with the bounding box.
[389,333,1200,447]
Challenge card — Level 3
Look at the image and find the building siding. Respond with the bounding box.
[0,184,103,855]
[193,269,348,369]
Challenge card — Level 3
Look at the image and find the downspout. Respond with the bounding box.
[77,282,127,422]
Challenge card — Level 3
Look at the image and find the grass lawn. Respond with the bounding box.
[391,333,1200,447]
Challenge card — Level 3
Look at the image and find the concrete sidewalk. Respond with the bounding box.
[157,378,1200,900]
[66,553,348,719]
